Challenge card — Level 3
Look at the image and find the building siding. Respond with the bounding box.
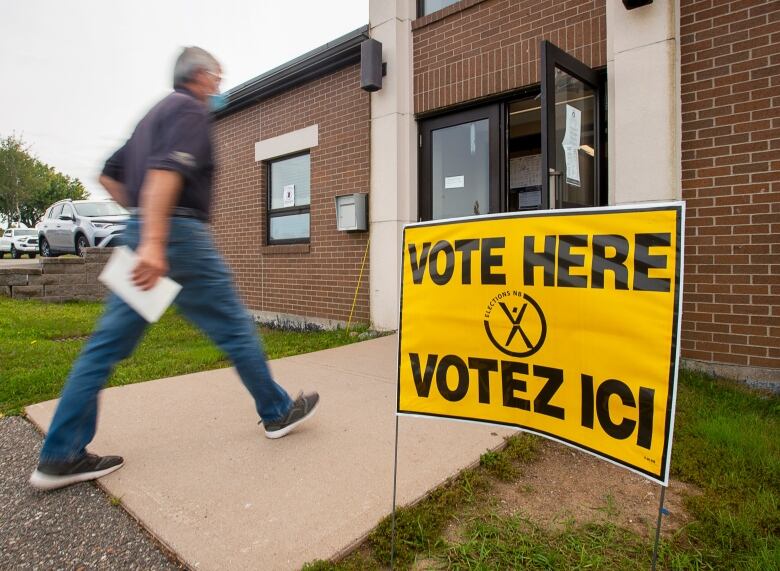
[212,64,371,325]
[680,0,780,371]
[413,0,607,114]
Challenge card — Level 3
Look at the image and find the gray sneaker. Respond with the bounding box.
[263,391,320,439]
[29,453,124,491]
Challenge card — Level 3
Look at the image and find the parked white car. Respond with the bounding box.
[0,228,39,259]
[38,199,128,257]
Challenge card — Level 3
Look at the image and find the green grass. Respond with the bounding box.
[305,370,779,570]
[5,295,776,569]
[668,371,780,569]
[0,296,362,415]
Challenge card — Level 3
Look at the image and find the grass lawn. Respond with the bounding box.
[304,372,779,570]
[0,296,363,416]
[3,297,777,569]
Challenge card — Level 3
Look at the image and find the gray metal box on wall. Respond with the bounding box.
[335,193,368,231]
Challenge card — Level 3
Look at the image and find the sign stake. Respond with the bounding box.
[651,485,667,571]
[390,415,400,569]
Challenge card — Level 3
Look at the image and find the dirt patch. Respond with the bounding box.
[490,440,697,538]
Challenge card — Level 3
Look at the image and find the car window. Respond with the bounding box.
[73,201,127,217]
[51,204,63,218]
[61,204,74,218]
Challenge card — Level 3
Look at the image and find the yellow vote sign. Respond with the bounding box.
[397,203,684,485]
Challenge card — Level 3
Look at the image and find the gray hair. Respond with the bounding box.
[173,46,219,88]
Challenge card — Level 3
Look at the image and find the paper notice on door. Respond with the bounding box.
[98,246,182,323]
[444,175,465,189]
[562,104,581,186]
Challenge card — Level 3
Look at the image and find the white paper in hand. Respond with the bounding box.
[98,246,182,323]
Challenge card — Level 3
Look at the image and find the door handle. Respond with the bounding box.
[548,169,562,209]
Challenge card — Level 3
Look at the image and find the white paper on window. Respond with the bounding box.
[283,184,295,207]
[444,175,465,189]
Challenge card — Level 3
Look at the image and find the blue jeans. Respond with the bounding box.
[40,217,293,463]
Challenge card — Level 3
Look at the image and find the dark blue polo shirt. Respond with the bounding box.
[102,87,213,220]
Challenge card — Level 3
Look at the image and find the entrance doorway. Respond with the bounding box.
[419,41,605,221]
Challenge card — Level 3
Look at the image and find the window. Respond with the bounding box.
[50,204,63,219]
[267,153,310,244]
[419,0,460,17]
[73,202,127,217]
[61,204,74,219]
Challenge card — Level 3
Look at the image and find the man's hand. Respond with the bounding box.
[132,241,169,290]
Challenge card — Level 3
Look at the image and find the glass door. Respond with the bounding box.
[420,105,501,220]
[541,41,604,210]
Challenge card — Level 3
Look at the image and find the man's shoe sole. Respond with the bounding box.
[29,461,124,491]
[264,401,320,440]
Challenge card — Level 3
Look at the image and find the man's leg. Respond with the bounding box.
[168,232,292,421]
[31,293,148,489]
[167,218,317,435]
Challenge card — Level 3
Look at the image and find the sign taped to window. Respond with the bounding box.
[397,203,684,485]
[283,184,295,208]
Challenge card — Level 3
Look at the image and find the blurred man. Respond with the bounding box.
[30,47,319,491]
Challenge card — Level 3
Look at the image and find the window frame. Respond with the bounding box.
[417,0,462,18]
[266,150,311,245]
[419,104,502,221]
[540,40,605,210]
[60,203,74,219]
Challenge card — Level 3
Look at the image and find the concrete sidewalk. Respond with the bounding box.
[26,334,514,570]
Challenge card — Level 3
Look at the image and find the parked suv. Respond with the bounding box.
[0,228,39,259]
[38,199,128,257]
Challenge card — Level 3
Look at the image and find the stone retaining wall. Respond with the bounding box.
[0,248,111,302]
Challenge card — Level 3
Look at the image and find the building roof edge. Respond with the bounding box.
[216,25,370,119]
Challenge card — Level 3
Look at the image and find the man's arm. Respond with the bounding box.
[132,169,183,290]
[98,174,130,207]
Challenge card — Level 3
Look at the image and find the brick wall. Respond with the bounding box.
[413,0,606,114]
[212,64,371,326]
[680,0,780,373]
[0,248,110,302]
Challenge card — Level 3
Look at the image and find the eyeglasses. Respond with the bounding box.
[205,70,222,83]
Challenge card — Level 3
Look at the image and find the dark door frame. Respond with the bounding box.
[418,104,501,221]
[540,40,605,210]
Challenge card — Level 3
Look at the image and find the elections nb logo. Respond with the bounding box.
[483,291,547,358]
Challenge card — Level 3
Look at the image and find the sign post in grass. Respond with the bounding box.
[391,203,685,569]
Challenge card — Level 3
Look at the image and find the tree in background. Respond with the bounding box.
[0,134,87,228]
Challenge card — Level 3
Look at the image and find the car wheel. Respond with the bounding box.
[28,253,36,259]
[40,238,52,257]
[76,234,89,257]
[11,245,20,259]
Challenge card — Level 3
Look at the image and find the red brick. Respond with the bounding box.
[212,64,370,324]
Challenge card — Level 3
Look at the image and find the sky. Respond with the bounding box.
[0,0,368,199]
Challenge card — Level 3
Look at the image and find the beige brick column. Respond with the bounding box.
[607,0,681,204]
[368,0,417,330]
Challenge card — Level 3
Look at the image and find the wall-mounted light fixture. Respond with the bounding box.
[360,39,386,92]
[622,0,653,9]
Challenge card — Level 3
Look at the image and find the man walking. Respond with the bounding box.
[30,47,319,491]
